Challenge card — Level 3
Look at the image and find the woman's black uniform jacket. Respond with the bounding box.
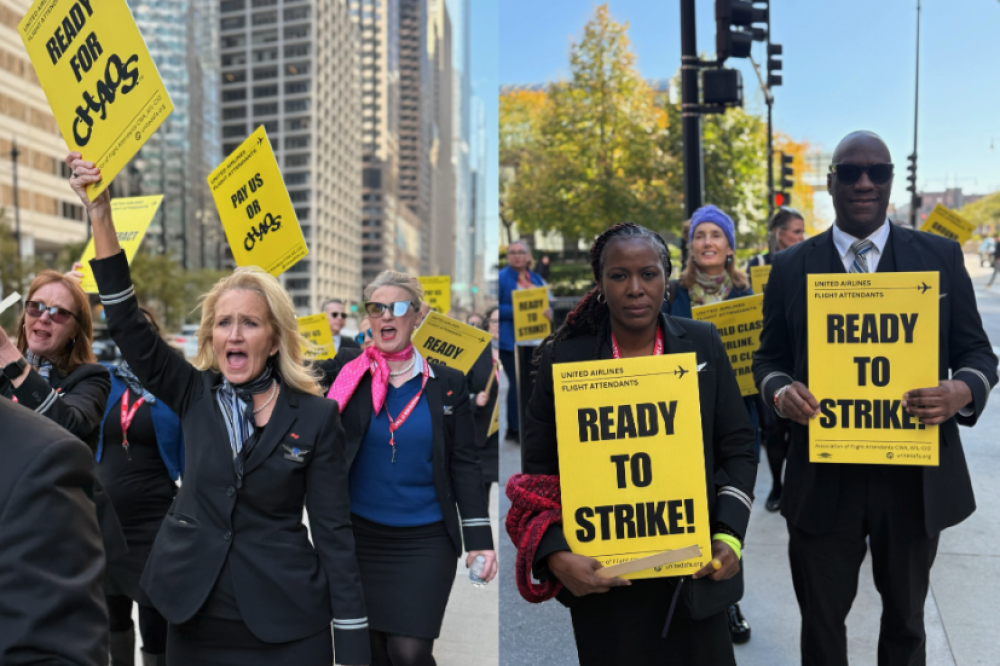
[522,314,758,585]
[327,348,494,556]
[91,251,369,665]
[467,346,499,484]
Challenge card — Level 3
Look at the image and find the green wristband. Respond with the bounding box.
[712,533,742,560]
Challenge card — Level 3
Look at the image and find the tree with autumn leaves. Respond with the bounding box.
[501,4,816,249]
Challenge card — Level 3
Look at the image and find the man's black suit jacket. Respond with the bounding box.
[753,224,998,537]
[523,314,759,573]
[0,399,107,666]
[92,251,369,665]
[327,347,495,557]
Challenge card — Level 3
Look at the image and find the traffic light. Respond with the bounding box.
[715,0,768,62]
[906,152,918,195]
[773,191,791,207]
[703,68,744,107]
[767,43,782,87]
[779,152,794,190]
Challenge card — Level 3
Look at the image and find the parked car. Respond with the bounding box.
[979,238,996,267]
[173,324,200,359]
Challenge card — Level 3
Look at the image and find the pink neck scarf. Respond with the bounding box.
[327,344,416,414]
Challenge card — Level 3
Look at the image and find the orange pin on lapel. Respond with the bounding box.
[290,433,300,440]
[447,390,453,396]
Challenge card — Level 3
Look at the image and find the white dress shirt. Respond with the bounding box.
[333,333,342,353]
[831,218,891,273]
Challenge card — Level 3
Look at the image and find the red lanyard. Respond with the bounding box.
[120,389,146,461]
[378,358,430,463]
[611,326,664,359]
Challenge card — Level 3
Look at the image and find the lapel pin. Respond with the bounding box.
[447,390,453,396]
[290,433,300,440]
[283,445,310,463]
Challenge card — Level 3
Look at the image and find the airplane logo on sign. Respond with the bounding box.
[673,366,688,379]
[918,282,931,294]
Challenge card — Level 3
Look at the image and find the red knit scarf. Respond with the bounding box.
[505,473,564,603]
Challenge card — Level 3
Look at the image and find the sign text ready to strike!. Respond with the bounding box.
[19,0,174,198]
[555,353,710,579]
[512,286,550,343]
[208,126,308,277]
[807,272,940,466]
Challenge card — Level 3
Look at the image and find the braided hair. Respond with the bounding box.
[533,223,672,365]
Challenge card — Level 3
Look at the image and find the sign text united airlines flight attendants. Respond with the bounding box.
[692,294,763,397]
[19,0,173,198]
[554,353,710,579]
[512,287,551,342]
[208,126,308,277]
[807,272,940,466]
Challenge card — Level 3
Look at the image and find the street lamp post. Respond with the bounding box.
[11,138,21,263]
[908,0,922,229]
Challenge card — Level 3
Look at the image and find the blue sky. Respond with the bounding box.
[469,0,499,263]
[499,0,1000,214]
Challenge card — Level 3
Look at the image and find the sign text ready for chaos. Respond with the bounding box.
[411,312,490,376]
[692,295,763,397]
[807,272,939,466]
[77,195,162,293]
[19,0,173,198]
[208,126,308,277]
[555,353,710,579]
[512,286,550,343]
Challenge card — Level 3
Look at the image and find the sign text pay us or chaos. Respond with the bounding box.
[208,125,308,278]
[807,272,939,466]
[555,353,710,579]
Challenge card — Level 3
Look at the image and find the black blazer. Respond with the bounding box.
[338,335,361,352]
[91,251,369,664]
[467,346,499,483]
[752,224,998,537]
[523,314,759,568]
[328,347,495,556]
[0,399,108,666]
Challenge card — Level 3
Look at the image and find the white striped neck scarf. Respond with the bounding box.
[215,364,275,460]
[24,350,53,380]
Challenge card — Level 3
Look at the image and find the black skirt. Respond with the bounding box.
[567,577,735,666]
[166,616,332,666]
[352,514,457,639]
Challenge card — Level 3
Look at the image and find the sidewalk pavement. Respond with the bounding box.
[499,253,1000,665]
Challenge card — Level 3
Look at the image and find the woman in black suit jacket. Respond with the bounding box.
[467,306,499,499]
[68,152,369,666]
[512,223,758,666]
[326,271,496,666]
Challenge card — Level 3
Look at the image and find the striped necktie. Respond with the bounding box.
[849,238,875,273]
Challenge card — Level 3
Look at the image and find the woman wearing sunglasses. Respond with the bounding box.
[326,272,497,666]
[67,153,369,666]
[0,271,109,450]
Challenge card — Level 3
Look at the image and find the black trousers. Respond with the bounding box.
[787,465,939,666]
[567,578,735,666]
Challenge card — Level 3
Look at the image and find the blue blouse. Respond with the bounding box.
[349,374,443,526]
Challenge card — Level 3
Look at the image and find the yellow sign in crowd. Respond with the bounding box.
[77,195,162,293]
[554,354,711,579]
[692,295,764,397]
[411,312,490,376]
[512,287,551,342]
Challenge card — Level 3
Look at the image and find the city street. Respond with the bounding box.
[499,254,1000,666]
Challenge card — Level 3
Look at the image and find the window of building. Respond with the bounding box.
[252,29,278,44]
[222,53,246,67]
[285,80,309,95]
[285,98,309,113]
[220,0,245,11]
[61,201,84,221]
[222,70,246,84]
[223,142,241,154]
[222,89,247,102]
[252,11,277,25]
[286,153,309,167]
[221,35,246,49]
[286,117,309,131]
[284,43,309,58]
[285,135,309,149]
[270,137,280,150]
[261,120,278,133]
[284,25,308,40]
[220,16,245,30]
[289,190,310,203]
[251,0,276,6]
[288,260,310,273]
[223,107,247,120]
[286,279,309,291]
[253,102,278,117]
[284,172,309,186]
[223,124,247,138]
[284,6,309,21]
[253,67,278,80]
[295,207,309,220]
[284,62,309,77]
[253,85,278,98]
[252,48,279,63]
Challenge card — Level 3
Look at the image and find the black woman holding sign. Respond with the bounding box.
[325,270,496,666]
[66,153,370,666]
[507,222,757,666]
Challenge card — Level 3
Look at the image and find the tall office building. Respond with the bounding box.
[470,95,487,307]
[218,0,362,312]
[426,0,454,280]
[448,0,472,307]
[124,0,222,271]
[0,1,88,263]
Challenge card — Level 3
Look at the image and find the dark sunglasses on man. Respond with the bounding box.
[327,312,348,319]
[364,301,415,318]
[829,163,894,185]
[24,300,79,325]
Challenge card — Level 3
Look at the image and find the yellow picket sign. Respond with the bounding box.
[555,353,710,579]
[417,276,451,315]
[488,400,499,438]
[297,314,335,361]
[807,272,939,466]
[19,0,173,198]
[411,312,490,375]
[512,287,551,343]
[692,295,763,397]
[78,195,162,293]
[208,125,307,278]
[919,204,975,246]
[750,265,772,292]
